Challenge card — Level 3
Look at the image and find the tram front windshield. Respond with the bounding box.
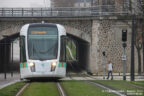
[28,26,58,60]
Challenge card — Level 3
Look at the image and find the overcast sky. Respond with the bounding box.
[0,0,51,8]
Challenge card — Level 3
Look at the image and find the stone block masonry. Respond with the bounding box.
[90,20,134,74]
[0,18,142,73]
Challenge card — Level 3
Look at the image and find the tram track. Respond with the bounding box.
[82,74,126,96]
[86,80,126,96]
[85,74,144,94]
[16,83,30,96]
[56,82,67,96]
[66,62,141,96]
[67,61,125,95]
[15,81,66,96]
[14,74,142,96]
[67,72,126,96]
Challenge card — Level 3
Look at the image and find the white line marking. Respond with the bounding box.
[87,81,126,96]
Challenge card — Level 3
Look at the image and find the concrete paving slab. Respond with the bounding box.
[61,75,144,81]
[0,73,20,89]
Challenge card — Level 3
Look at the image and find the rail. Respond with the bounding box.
[0,6,130,18]
[57,82,67,96]
[16,83,30,96]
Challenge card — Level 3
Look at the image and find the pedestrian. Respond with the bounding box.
[107,61,113,80]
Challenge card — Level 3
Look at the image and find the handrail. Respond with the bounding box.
[0,6,130,17]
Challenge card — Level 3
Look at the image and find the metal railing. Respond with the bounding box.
[0,6,130,17]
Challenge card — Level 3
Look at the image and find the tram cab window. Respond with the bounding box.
[60,36,67,62]
[28,26,58,60]
[20,36,26,62]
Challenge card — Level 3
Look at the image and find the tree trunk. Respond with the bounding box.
[143,42,144,73]
[143,21,144,73]
[137,49,141,74]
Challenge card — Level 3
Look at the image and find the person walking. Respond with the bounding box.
[107,61,113,80]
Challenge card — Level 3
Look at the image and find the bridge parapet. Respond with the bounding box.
[0,6,130,18]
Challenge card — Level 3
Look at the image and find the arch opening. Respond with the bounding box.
[66,33,90,73]
[0,33,20,73]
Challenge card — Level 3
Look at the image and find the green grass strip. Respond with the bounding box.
[130,81,144,87]
[0,82,25,96]
[21,82,59,96]
[61,80,117,96]
[94,80,144,95]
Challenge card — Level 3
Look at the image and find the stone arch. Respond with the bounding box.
[0,21,23,39]
[0,20,92,42]
[0,20,92,72]
[64,25,90,42]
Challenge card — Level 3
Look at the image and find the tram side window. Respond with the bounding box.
[20,36,26,62]
[60,36,66,62]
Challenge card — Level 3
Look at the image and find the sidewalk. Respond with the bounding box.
[0,73,20,89]
[91,73,144,81]
[91,75,144,81]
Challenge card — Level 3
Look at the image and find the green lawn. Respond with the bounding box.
[130,81,144,88]
[94,80,144,95]
[1,80,143,96]
[61,80,118,96]
[0,82,25,96]
[21,82,60,96]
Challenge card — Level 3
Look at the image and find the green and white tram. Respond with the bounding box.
[20,23,67,79]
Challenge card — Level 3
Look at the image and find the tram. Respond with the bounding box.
[20,23,67,79]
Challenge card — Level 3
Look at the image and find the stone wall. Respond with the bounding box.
[0,19,143,73]
[90,19,133,73]
[0,20,92,42]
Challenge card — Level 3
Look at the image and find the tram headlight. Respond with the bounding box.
[51,62,57,71]
[29,62,34,67]
[28,62,35,72]
[51,62,57,67]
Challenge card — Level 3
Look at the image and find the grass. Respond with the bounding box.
[1,80,142,96]
[21,82,59,96]
[61,80,118,96]
[66,40,77,60]
[0,82,25,96]
[130,81,144,87]
[94,80,144,95]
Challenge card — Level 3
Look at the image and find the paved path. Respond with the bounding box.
[62,75,144,81]
[0,73,20,89]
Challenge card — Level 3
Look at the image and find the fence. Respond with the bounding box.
[0,6,130,17]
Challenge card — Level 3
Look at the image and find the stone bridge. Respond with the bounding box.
[0,7,137,74]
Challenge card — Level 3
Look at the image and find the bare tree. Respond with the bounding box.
[134,20,143,74]
[138,0,144,13]
[51,0,76,7]
[112,0,144,74]
[142,20,144,73]
[137,0,144,73]
[129,0,144,74]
